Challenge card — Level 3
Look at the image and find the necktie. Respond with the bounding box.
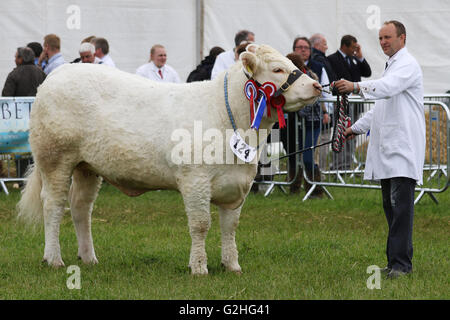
[385,62,388,70]
[346,56,352,66]
[158,69,163,79]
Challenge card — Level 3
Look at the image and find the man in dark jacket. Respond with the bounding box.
[187,46,224,82]
[2,47,46,97]
[327,35,371,82]
[310,33,336,83]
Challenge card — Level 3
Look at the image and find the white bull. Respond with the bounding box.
[17,44,321,275]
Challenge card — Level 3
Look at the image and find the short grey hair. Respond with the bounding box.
[17,47,35,64]
[79,42,95,54]
[310,33,325,47]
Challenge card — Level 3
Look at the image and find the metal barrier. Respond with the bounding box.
[256,95,450,204]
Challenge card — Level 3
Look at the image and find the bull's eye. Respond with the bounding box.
[273,68,284,73]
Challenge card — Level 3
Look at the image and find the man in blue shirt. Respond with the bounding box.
[38,34,66,75]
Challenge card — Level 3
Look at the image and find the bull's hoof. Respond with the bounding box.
[42,257,65,268]
[78,255,99,265]
[189,264,208,275]
[221,262,242,274]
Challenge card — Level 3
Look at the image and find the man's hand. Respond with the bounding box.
[354,43,363,59]
[344,127,355,140]
[323,113,330,125]
[334,79,354,94]
[38,50,48,67]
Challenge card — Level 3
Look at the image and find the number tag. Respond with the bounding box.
[230,131,257,163]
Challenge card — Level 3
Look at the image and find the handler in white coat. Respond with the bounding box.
[335,20,425,279]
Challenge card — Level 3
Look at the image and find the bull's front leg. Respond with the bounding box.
[180,180,211,275]
[219,206,242,273]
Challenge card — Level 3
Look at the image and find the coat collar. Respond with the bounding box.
[385,47,407,72]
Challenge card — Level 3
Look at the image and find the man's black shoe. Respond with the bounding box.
[386,269,411,279]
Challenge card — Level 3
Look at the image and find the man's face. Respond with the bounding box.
[15,51,23,66]
[94,47,102,58]
[379,23,405,57]
[294,39,311,62]
[316,37,328,54]
[151,47,167,68]
[80,51,95,63]
[342,41,358,56]
[247,33,255,43]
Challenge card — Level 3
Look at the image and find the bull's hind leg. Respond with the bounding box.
[219,206,242,273]
[179,179,211,275]
[40,165,73,267]
[69,166,103,264]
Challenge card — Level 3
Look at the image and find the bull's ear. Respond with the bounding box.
[246,43,258,53]
[240,51,258,76]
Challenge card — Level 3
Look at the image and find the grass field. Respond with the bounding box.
[0,182,448,300]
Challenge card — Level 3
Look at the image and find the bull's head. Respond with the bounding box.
[240,44,322,112]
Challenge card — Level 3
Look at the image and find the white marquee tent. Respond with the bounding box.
[1,0,449,94]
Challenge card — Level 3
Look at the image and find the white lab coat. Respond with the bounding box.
[351,47,425,185]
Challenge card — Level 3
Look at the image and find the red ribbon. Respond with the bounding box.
[244,80,286,129]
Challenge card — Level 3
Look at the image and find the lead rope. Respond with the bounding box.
[331,92,350,153]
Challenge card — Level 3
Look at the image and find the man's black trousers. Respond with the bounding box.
[380,177,416,273]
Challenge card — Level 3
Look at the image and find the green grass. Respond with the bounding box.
[0,182,448,300]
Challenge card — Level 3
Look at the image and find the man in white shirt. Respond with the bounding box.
[38,34,66,75]
[210,30,255,80]
[136,44,180,83]
[335,21,425,279]
[92,37,116,67]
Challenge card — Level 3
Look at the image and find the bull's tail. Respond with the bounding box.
[17,164,44,226]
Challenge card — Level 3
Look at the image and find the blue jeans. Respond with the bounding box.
[299,122,321,172]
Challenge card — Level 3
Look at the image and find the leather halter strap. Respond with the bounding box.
[273,69,304,97]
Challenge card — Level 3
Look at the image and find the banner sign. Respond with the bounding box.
[0,97,34,154]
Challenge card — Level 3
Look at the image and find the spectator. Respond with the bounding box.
[281,52,328,197]
[337,20,424,279]
[27,42,46,69]
[293,37,329,87]
[309,33,335,171]
[78,43,101,64]
[92,37,116,67]
[310,33,336,83]
[187,46,224,82]
[328,35,372,170]
[38,34,66,75]
[2,47,46,96]
[211,30,255,79]
[327,34,371,82]
[136,44,180,83]
[71,35,97,63]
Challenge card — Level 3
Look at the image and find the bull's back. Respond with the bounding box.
[30,64,227,189]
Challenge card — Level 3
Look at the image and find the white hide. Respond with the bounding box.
[17,44,320,275]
